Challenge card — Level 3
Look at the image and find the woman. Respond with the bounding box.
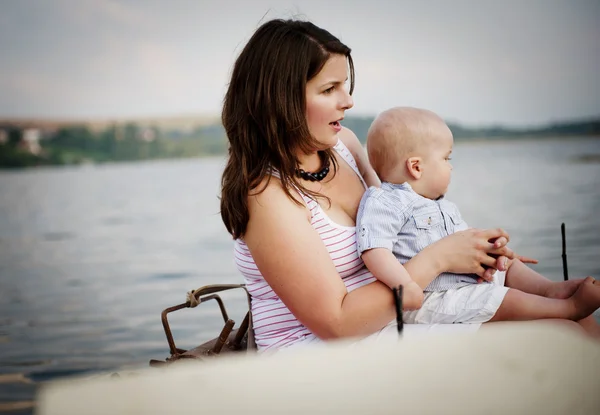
[219,19,592,352]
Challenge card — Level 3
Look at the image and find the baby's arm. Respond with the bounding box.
[362,248,424,310]
[356,190,423,310]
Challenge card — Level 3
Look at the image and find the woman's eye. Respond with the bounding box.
[323,86,335,94]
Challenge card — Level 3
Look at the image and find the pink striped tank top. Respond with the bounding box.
[233,140,377,351]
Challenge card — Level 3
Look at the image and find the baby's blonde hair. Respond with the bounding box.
[367,107,451,182]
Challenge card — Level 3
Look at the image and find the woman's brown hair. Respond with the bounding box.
[220,19,355,239]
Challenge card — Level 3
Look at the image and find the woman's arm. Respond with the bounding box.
[245,180,395,339]
[338,127,381,187]
[244,181,513,340]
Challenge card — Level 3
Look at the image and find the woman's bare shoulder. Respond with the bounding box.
[247,175,310,224]
[337,126,362,152]
[249,175,301,204]
[337,127,381,187]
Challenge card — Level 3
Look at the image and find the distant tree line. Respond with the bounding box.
[1,116,598,168]
[0,123,230,168]
[342,116,600,144]
[447,119,600,140]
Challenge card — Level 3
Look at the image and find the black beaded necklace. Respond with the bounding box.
[296,151,331,182]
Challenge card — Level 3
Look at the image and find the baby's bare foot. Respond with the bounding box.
[545,277,587,299]
[569,277,600,320]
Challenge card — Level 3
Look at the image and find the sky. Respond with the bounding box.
[0,0,599,127]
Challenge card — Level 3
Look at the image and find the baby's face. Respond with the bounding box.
[419,131,454,200]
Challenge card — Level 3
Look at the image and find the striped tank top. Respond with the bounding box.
[233,140,377,352]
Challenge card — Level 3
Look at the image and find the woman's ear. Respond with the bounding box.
[406,157,422,180]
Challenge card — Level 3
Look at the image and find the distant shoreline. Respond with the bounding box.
[1,113,598,133]
[2,135,599,171]
[453,134,600,144]
[1,114,598,169]
[0,114,221,132]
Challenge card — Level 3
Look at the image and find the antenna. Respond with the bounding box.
[392,285,404,336]
[561,223,568,281]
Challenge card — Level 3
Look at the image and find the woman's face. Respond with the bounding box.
[305,54,354,149]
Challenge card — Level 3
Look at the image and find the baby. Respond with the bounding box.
[356,106,600,325]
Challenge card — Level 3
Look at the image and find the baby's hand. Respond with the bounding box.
[401,281,424,310]
[501,253,539,271]
[513,254,538,265]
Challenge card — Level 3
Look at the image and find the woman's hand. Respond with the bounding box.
[430,228,515,280]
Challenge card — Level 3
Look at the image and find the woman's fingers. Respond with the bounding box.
[492,236,508,249]
[439,228,514,277]
[481,228,510,244]
[475,266,486,278]
[488,245,515,260]
[446,228,530,280]
[479,254,499,269]
[482,267,496,281]
[495,256,509,271]
[474,266,495,281]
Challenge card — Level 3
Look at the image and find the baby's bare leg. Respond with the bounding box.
[488,289,574,322]
[488,278,600,323]
[504,259,556,295]
[504,259,600,336]
[545,278,587,299]
[506,258,590,298]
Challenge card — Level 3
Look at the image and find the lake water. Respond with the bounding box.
[1,137,599,413]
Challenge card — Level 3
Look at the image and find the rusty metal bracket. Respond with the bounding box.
[154,284,253,365]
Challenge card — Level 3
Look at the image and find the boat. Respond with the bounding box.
[35,223,600,414]
[36,320,600,415]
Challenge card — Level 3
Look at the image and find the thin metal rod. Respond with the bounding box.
[561,223,569,281]
[392,285,403,336]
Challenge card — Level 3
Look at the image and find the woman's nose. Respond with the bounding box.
[341,90,354,110]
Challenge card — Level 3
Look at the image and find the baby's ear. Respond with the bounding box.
[406,157,422,179]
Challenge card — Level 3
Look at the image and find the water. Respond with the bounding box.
[1,137,599,413]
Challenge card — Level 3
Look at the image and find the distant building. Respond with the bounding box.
[139,127,156,142]
[19,128,42,155]
[0,129,7,145]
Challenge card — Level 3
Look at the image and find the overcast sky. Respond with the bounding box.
[0,0,598,126]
